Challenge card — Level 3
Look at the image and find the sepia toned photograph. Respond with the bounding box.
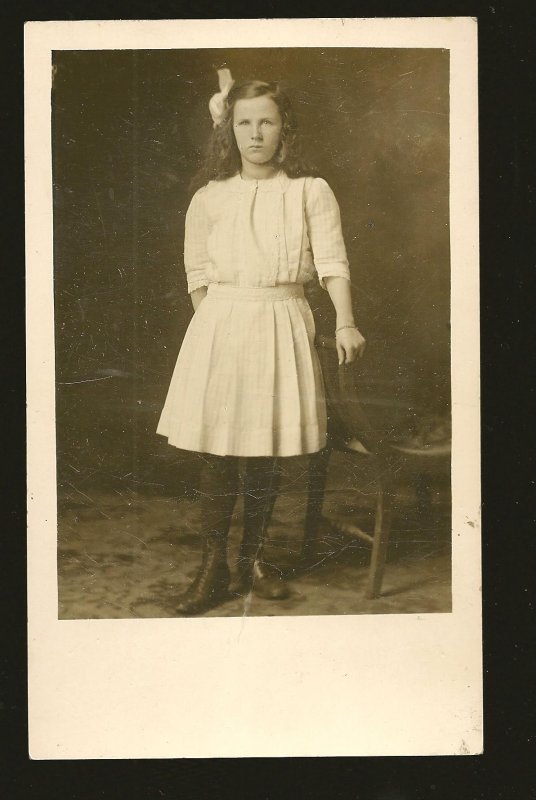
[26,18,481,758]
[53,46,451,620]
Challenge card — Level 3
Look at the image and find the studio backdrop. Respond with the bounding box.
[52,47,450,497]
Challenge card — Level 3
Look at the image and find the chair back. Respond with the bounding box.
[315,335,383,453]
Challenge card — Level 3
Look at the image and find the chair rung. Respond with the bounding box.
[322,515,374,545]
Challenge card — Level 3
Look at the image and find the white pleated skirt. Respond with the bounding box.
[156,282,327,457]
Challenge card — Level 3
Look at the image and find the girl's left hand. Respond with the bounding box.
[336,327,366,365]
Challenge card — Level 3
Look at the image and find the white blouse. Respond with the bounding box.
[184,171,351,294]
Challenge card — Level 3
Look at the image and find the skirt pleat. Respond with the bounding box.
[156,283,327,457]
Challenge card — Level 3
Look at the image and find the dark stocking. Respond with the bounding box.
[303,447,331,559]
[235,456,288,599]
[243,456,281,551]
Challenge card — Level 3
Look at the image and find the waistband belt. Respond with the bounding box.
[206,283,305,301]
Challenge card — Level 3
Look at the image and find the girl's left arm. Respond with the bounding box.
[324,276,366,365]
[305,178,365,365]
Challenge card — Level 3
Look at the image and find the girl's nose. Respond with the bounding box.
[251,124,263,139]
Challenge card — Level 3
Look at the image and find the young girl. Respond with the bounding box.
[156,70,366,615]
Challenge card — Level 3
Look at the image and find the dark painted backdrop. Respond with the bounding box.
[52,48,449,494]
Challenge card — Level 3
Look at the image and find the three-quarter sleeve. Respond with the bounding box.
[305,177,351,289]
[184,187,211,294]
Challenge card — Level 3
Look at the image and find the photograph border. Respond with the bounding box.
[25,17,481,759]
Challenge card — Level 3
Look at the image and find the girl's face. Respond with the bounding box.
[232,95,283,169]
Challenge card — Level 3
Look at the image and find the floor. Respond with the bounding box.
[57,451,452,619]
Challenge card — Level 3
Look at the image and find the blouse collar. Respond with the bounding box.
[228,170,291,194]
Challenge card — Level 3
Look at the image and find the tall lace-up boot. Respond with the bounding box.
[176,455,239,615]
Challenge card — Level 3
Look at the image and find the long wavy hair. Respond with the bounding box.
[189,79,317,193]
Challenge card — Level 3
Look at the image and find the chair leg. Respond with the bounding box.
[302,446,331,558]
[367,469,393,599]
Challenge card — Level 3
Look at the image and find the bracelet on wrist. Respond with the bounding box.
[335,324,358,334]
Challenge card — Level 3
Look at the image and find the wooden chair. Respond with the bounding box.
[303,335,450,599]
